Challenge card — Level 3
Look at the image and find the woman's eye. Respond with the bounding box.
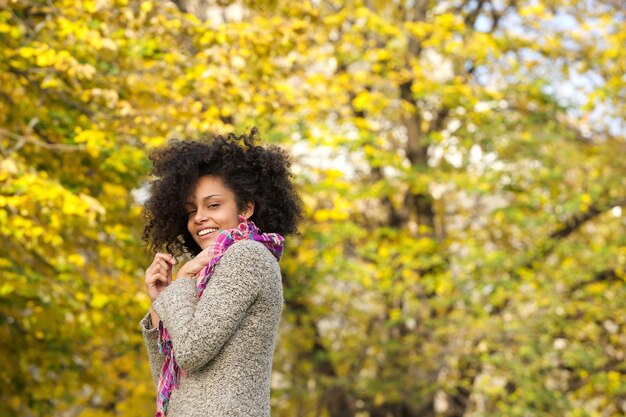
[187,210,196,217]
[208,204,219,209]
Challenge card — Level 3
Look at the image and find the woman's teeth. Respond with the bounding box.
[198,228,217,236]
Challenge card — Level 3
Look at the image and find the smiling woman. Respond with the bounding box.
[184,175,255,251]
[139,128,302,417]
[143,128,300,258]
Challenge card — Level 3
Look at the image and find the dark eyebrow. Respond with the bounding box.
[185,194,223,207]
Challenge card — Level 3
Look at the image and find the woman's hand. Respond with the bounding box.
[176,245,216,280]
[145,253,177,303]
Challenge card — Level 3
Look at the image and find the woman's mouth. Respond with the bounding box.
[198,228,218,237]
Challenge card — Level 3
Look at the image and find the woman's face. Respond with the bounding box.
[185,175,254,251]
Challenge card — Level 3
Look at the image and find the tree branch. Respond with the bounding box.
[0,127,85,153]
[569,269,620,294]
[552,197,626,241]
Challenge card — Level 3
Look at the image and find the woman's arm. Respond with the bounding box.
[139,311,166,389]
[151,240,278,372]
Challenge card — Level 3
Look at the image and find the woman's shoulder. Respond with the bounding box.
[225,239,276,257]
[221,239,281,271]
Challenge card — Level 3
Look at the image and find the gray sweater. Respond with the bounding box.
[140,240,283,416]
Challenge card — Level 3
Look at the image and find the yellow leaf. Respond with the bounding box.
[18,46,37,58]
[41,76,62,89]
[140,1,153,13]
[68,254,86,267]
[580,193,592,205]
[90,293,109,309]
[519,3,546,17]
[36,49,56,67]
[0,283,15,296]
[389,308,402,321]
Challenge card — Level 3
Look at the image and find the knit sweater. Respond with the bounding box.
[140,240,284,417]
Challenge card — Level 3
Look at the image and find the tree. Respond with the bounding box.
[1,0,624,416]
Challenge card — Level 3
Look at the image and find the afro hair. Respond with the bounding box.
[142,128,302,257]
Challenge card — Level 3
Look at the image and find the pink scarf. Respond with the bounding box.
[155,216,284,416]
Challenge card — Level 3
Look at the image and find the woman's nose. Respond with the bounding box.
[194,207,208,223]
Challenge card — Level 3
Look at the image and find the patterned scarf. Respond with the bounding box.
[155,215,284,416]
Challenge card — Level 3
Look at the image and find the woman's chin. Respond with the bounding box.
[198,238,216,251]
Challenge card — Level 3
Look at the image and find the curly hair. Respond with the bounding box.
[142,128,302,257]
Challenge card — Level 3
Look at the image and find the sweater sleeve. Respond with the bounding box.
[151,240,274,373]
[140,311,165,389]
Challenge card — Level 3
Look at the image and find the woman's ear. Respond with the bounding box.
[241,201,255,219]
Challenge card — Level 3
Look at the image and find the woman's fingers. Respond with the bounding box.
[152,253,177,271]
[156,260,170,274]
[199,244,216,257]
[176,253,212,279]
[145,256,174,284]
[148,272,166,285]
[146,270,167,284]
[150,257,174,275]
[145,253,177,302]
[154,252,177,265]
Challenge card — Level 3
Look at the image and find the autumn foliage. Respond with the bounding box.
[1,0,625,416]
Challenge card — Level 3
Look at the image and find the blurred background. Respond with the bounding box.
[1,0,625,416]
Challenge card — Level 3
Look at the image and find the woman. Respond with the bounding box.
[139,129,301,417]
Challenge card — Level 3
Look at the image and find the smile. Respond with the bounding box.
[198,228,218,236]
